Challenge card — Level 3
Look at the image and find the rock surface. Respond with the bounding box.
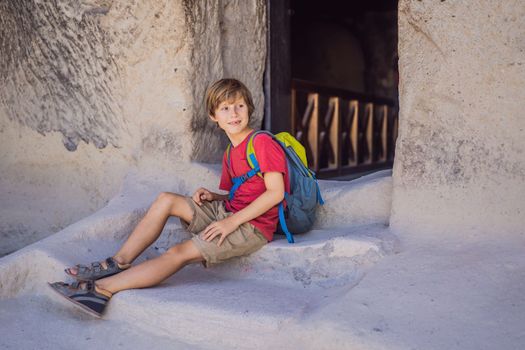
[2,170,525,350]
[0,170,399,349]
[0,0,266,253]
[392,0,525,237]
[2,1,525,348]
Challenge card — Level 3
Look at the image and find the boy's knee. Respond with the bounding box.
[156,192,175,203]
[165,241,202,262]
[152,192,192,221]
[154,192,182,209]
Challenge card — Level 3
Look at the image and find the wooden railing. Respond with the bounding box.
[291,79,398,178]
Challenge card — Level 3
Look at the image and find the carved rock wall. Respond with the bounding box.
[391,0,525,237]
[0,0,266,255]
[185,0,266,161]
[0,0,123,151]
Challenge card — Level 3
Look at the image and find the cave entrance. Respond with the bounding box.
[264,0,399,179]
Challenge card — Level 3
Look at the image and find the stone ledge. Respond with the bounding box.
[0,171,394,298]
[101,225,397,348]
[0,171,396,349]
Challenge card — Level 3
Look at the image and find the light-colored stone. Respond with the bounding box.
[0,168,399,349]
[1,2,525,349]
[1,170,524,350]
[391,0,525,238]
[185,0,266,162]
[0,0,266,253]
[315,170,392,229]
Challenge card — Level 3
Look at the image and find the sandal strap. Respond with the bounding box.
[76,263,101,274]
[67,257,128,281]
[105,257,116,269]
[90,261,104,273]
[70,281,82,289]
[77,259,109,273]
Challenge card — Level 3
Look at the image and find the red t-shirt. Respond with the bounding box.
[219,132,290,241]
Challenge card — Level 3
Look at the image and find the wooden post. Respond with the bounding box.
[329,97,340,170]
[288,79,397,178]
[308,93,320,172]
[365,103,374,164]
[350,100,358,166]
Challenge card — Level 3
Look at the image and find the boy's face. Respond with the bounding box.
[210,96,250,137]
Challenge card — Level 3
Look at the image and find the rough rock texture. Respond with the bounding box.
[0,0,123,151]
[0,0,266,255]
[185,0,266,162]
[391,0,525,237]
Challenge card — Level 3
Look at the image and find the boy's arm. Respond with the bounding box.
[212,193,229,201]
[228,171,284,227]
[192,187,228,206]
[202,171,285,246]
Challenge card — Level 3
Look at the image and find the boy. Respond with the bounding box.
[48,78,290,318]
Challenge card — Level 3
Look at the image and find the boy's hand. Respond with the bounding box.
[192,187,214,206]
[202,216,239,247]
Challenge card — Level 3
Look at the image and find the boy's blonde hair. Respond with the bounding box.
[205,79,255,117]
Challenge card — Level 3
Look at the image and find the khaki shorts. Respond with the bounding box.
[180,198,267,267]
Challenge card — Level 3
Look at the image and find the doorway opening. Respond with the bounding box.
[265,0,398,179]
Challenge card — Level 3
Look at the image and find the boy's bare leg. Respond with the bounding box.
[95,240,204,294]
[67,192,194,274]
[113,192,194,264]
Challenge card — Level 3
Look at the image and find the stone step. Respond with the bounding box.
[0,295,198,349]
[100,224,396,348]
[150,221,397,288]
[1,223,396,349]
[1,221,395,293]
[0,170,395,348]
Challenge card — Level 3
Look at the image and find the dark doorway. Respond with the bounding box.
[265,0,399,179]
[291,0,398,100]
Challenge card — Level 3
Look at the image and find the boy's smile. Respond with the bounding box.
[210,96,253,146]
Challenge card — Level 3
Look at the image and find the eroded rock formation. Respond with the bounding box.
[0,0,123,151]
[392,0,525,236]
[0,0,266,255]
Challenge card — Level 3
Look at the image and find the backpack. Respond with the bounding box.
[226,130,324,243]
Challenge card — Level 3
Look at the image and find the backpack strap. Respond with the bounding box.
[226,132,263,200]
[245,131,267,178]
[226,130,260,171]
[278,201,294,243]
[228,156,260,200]
[229,130,274,201]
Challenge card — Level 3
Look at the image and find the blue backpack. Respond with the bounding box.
[226,130,324,243]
